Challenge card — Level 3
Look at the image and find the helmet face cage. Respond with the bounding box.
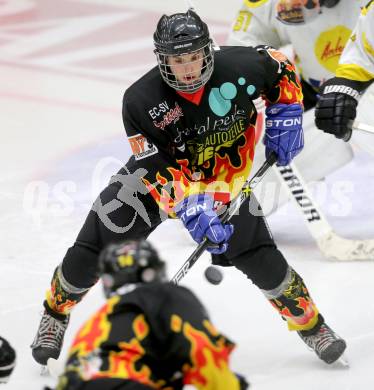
[153,10,214,93]
[99,240,166,298]
[155,41,214,93]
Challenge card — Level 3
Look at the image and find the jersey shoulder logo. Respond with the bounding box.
[128,134,158,160]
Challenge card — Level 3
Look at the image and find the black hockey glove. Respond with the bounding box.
[315,78,359,142]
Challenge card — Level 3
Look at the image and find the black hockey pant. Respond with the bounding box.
[61,168,288,291]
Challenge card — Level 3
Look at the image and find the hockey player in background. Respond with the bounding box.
[227,0,369,207]
[31,10,346,370]
[0,336,16,384]
[48,239,249,390]
[315,1,374,139]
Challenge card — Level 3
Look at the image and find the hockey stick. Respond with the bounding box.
[352,120,374,135]
[171,152,277,284]
[273,162,374,261]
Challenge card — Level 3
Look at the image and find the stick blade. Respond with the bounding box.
[318,232,374,261]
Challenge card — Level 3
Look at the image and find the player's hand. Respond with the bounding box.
[264,103,304,166]
[175,194,233,254]
[315,78,359,141]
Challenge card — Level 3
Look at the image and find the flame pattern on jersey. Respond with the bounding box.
[68,296,119,358]
[266,62,304,105]
[144,56,301,215]
[123,46,303,216]
[56,293,240,390]
[143,122,256,215]
[181,320,239,389]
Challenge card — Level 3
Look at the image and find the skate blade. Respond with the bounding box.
[40,365,49,376]
[328,353,349,368]
[337,354,349,368]
[47,357,64,378]
[40,358,64,377]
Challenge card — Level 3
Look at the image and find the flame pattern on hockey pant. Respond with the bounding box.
[46,265,90,316]
[262,267,319,331]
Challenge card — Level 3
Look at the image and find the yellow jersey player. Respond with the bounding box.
[315,0,374,139]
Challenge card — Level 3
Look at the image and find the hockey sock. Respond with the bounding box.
[261,267,320,331]
[45,264,90,316]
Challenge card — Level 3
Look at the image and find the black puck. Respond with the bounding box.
[204,266,223,285]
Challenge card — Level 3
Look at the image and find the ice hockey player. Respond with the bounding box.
[0,336,16,384]
[227,0,369,206]
[31,9,346,369]
[315,0,374,139]
[46,239,249,390]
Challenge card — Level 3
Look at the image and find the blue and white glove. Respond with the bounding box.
[175,194,234,254]
[264,103,304,166]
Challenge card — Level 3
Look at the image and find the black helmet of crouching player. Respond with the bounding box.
[98,240,166,298]
[153,10,214,93]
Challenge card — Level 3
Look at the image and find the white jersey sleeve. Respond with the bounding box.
[226,1,367,89]
[336,1,374,83]
[226,0,286,48]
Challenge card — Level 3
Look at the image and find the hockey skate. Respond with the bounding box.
[31,309,69,366]
[298,322,347,364]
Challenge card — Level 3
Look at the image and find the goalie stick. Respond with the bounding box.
[272,119,374,261]
[273,161,374,261]
[352,120,374,135]
[171,152,277,284]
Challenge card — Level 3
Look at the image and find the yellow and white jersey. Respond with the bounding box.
[227,0,367,90]
[336,0,374,83]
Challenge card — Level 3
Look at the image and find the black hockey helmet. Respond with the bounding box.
[98,240,166,298]
[153,10,214,92]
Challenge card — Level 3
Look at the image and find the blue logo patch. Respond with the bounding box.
[208,79,257,116]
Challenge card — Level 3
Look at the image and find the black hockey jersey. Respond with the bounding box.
[56,283,240,389]
[122,45,303,215]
